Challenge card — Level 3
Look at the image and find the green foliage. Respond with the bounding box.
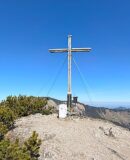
[23,131,42,160]
[0,95,49,159]
[0,106,15,130]
[1,95,47,117]
[0,105,15,141]
[0,138,10,159]
[0,122,8,140]
[0,95,49,141]
[0,132,41,160]
[4,139,30,160]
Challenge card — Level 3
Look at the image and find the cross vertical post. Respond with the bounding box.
[67,35,72,110]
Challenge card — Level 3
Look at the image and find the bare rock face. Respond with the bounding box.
[7,114,130,160]
[73,103,86,115]
[47,99,58,109]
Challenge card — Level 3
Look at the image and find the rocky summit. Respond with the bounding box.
[7,113,130,160]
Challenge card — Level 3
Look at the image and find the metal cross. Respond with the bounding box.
[49,35,91,110]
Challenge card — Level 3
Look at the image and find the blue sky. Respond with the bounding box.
[0,0,130,106]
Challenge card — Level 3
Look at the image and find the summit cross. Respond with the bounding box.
[49,35,91,110]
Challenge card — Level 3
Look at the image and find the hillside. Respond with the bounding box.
[7,114,130,160]
[85,105,130,130]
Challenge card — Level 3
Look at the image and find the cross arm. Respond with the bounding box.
[71,48,91,52]
[49,48,91,53]
[49,48,68,53]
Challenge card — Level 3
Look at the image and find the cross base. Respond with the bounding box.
[67,93,72,111]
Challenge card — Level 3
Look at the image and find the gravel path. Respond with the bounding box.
[7,114,130,160]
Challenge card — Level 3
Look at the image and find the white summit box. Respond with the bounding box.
[59,104,67,118]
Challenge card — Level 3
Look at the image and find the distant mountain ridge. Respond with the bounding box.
[113,106,130,111]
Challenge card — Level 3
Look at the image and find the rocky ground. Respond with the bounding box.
[6,114,130,160]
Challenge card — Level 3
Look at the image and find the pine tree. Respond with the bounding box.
[0,122,8,140]
[0,106,15,129]
[23,131,42,160]
[0,131,42,160]
[5,139,31,160]
[0,139,10,159]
